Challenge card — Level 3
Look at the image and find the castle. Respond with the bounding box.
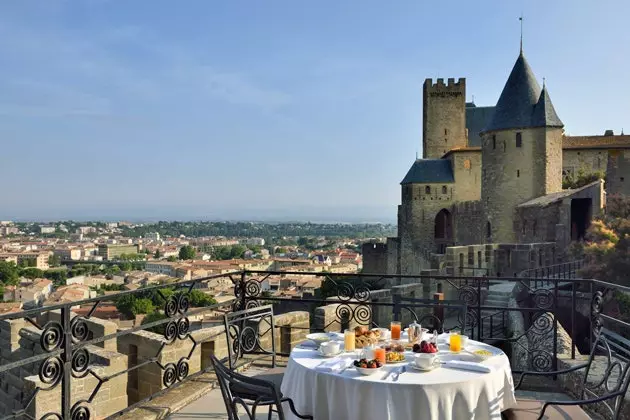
[363,50,630,277]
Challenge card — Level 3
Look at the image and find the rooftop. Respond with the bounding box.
[401,159,454,184]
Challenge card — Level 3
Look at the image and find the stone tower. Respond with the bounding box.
[423,78,467,159]
[481,52,564,243]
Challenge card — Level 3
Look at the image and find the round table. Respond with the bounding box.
[280,337,517,420]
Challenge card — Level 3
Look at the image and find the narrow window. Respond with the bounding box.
[533,220,537,236]
[442,186,447,194]
[477,251,482,268]
[517,170,520,177]
[492,135,496,149]
[486,221,492,240]
[503,141,506,152]
[445,128,448,135]
[621,177,625,182]
[516,132,522,148]
[425,186,431,194]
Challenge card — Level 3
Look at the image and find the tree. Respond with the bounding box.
[575,194,630,286]
[132,298,155,316]
[115,294,136,319]
[179,245,196,260]
[44,269,68,287]
[0,261,19,286]
[167,256,178,262]
[119,262,133,272]
[48,255,61,267]
[20,267,44,279]
[563,169,605,190]
[154,249,162,259]
[141,311,168,334]
[229,245,247,259]
[188,290,217,307]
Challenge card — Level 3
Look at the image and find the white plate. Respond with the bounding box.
[408,362,441,372]
[306,332,334,344]
[317,348,343,358]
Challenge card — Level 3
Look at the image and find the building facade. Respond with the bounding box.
[370,49,628,275]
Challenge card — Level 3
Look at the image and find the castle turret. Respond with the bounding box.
[481,52,564,243]
[423,78,467,158]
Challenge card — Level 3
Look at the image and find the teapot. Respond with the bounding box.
[408,321,422,343]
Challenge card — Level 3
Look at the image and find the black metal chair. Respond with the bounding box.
[224,304,278,370]
[211,354,312,420]
[505,328,630,420]
[223,305,287,410]
[392,296,471,337]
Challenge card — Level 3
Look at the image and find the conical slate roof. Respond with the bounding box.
[531,85,563,128]
[485,52,549,132]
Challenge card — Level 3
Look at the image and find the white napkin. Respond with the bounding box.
[442,360,492,373]
[315,358,353,373]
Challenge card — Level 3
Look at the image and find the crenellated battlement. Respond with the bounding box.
[424,77,466,90]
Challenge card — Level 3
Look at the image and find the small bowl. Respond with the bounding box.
[355,365,384,376]
[306,333,332,345]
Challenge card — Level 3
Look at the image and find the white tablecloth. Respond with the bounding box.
[280,337,516,420]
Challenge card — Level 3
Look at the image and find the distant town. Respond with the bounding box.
[0,220,395,326]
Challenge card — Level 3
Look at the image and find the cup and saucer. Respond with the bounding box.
[408,353,441,372]
[318,341,343,358]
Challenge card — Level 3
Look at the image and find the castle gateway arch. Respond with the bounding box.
[434,208,453,254]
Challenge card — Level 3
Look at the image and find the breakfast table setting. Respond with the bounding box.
[280,322,517,420]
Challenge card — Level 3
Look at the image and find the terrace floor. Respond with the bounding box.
[158,364,602,420]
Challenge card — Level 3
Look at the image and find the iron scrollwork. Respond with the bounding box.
[71,402,91,420]
[39,356,63,388]
[162,363,177,388]
[70,317,89,342]
[40,321,64,352]
[592,290,605,337]
[72,348,90,376]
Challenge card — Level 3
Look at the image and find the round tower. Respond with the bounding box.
[481,52,564,243]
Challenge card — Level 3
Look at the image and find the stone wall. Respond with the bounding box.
[607,149,630,196]
[361,242,388,274]
[443,242,556,277]
[482,127,563,244]
[448,150,482,202]
[0,316,128,419]
[562,149,606,178]
[423,78,467,159]
[453,200,483,245]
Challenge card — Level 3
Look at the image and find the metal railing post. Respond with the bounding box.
[477,278,482,341]
[553,278,559,377]
[61,305,72,419]
[240,271,247,309]
[571,281,576,359]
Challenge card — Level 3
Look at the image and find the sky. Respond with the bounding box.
[0,1,628,222]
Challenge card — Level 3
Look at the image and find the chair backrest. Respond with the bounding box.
[392,296,470,336]
[581,328,630,420]
[210,353,285,420]
[224,304,276,370]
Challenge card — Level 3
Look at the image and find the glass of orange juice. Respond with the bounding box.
[390,321,401,340]
[449,332,462,352]
[373,347,386,364]
[344,329,356,352]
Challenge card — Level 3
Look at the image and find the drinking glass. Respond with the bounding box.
[449,332,462,353]
[373,347,386,364]
[344,329,356,352]
[390,321,402,340]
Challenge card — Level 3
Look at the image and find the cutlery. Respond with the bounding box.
[392,366,405,381]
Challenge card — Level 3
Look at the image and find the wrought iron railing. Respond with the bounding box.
[0,269,627,419]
